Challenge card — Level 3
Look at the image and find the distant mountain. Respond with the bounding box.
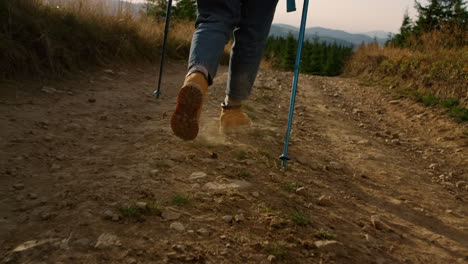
[269,24,390,47]
[361,30,393,39]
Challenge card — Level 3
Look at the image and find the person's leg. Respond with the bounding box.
[220,0,278,131]
[172,0,240,140]
[226,0,279,103]
[188,0,241,84]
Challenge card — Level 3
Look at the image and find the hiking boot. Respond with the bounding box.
[219,105,252,133]
[170,72,208,140]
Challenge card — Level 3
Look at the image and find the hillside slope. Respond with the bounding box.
[1,63,467,263]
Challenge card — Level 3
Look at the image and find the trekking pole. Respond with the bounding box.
[279,0,310,168]
[154,0,173,98]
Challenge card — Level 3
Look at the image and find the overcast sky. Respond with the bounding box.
[273,0,419,33]
[128,0,422,33]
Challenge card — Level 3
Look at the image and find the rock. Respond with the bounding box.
[251,191,260,197]
[429,163,438,170]
[149,169,159,177]
[103,69,115,74]
[162,210,181,220]
[166,150,185,162]
[314,240,342,248]
[455,181,466,188]
[317,195,333,206]
[173,244,186,252]
[203,180,252,190]
[234,214,245,222]
[269,218,288,229]
[170,222,185,232]
[370,215,384,230]
[389,100,400,105]
[267,255,276,262]
[41,86,63,94]
[103,210,116,220]
[126,258,137,264]
[74,238,92,248]
[357,140,369,145]
[135,202,147,210]
[295,187,307,196]
[352,108,363,115]
[328,162,342,170]
[40,212,57,221]
[197,228,211,236]
[13,184,24,190]
[222,215,233,224]
[189,172,207,180]
[95,233,121,248]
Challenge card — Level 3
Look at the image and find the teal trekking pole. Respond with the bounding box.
[280,0,310,168]
[154,0,173,98]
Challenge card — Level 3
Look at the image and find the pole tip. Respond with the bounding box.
[154,90,161,98]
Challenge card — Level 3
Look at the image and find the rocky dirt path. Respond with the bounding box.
[0,62,467,264]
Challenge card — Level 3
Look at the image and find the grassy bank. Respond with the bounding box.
[345,28,467,121]
[0,0,195,79]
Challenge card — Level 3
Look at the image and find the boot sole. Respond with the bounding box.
[171,83,203,140]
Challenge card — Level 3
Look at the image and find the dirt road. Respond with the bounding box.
[1,62,467,263]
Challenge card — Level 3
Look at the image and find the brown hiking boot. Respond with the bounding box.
[170,72,208,140]
[219,106,252,133]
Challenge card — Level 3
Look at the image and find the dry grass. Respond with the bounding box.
[0,0,196,78]
[345,27,468,107]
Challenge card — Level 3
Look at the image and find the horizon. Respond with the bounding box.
[126,0,425,33]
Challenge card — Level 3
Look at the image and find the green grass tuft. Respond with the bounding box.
[289,210,312,226]
[172,193,191,206]
[265,241,288,260]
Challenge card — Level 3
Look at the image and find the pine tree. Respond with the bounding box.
[173,0,197,21]
[281,33,297,71]
[145,0,168,22]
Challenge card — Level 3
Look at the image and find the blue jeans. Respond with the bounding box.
[188,0,279,101]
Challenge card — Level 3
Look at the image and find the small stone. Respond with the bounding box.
[13,184,24,190]
[135,202,147,210]
[197,228,211,236]
[429,163,437,170]
[352,108,363,115]
[166,150,185,162]
[317,195,333,206]
[370,215,384,230]
[234,214,245,222]
[95,233,121,248]
[189,172,207,180]
[170,222,185,232]
[315,240,341,248]
[173,244,186,252]
[162,210,181,220]
[267,255,276,262]
[27,193,37,200]
[222,215,233,224]
[149,169,159,177]
[295,187,307,196]
[103,210,115,220]
[126,258,137,264]
[103,69,115,74]
[329,162,342,170]
[357,140,369,145]
[251,191,260,197]
[455,181,466,188]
